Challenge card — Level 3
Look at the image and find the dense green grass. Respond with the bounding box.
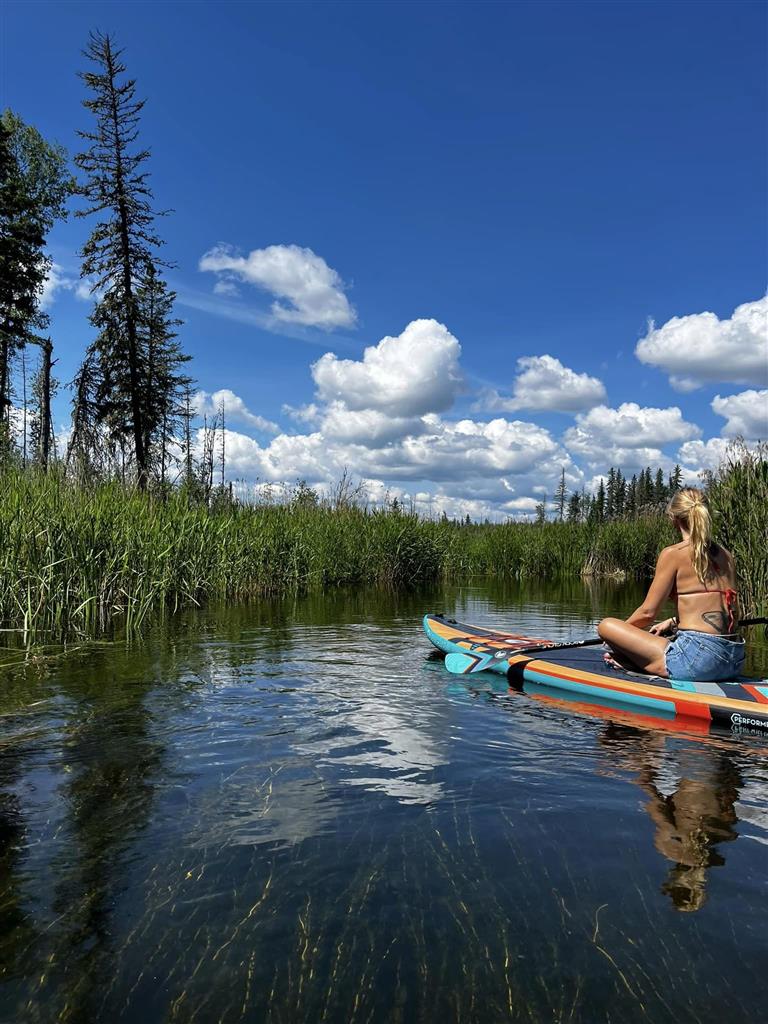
[0,453,764,637]
[707,442,768,620]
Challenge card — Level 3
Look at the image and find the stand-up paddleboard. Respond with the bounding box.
[423,613,768,734]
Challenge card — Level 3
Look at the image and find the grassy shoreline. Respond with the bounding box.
[1,452,765,639]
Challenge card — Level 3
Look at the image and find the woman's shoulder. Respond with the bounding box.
[659,541,688,559]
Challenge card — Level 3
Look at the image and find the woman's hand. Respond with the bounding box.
[649,617,676,636]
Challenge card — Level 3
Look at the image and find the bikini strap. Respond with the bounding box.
[724,587,738,633]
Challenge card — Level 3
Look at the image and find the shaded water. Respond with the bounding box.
[1,579,767,1023]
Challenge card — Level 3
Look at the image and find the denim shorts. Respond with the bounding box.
[664,629,745,682]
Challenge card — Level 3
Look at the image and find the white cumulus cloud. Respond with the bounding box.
[478,354,606,414]
[312,319,462,417]
[711,389,768,439]
[192,389,279,433]
[565,402,700,454]
[318,403,427,446]
[202,414,572,495]
[199,244,356,329]
[192,318,588,517]
[677,438,734,474]
[635,295,768,391]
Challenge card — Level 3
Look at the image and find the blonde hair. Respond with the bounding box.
[667,487,713,583]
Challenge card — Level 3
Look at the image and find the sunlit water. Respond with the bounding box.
[1,580,767,1023]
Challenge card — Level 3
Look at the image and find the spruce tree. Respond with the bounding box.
[75,32,167,488]
[67,346,103,479]
[554,467,567,521]
[626,474,637,518]
[0,110,69,437]
[605,467,616,519]
[580,487,591,521]
[567,491,581,522]
[591,479,606,523]
[181,385,194,489]
[135,264,191,480]
[637,467,652,509]
[615,468,626,518]
[654,467,666,504]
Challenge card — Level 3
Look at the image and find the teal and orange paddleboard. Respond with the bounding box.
[423,613,768,735]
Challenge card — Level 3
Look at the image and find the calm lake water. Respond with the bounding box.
[1,580,767,1023]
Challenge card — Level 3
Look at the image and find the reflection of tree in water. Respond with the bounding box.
[601,724,742,913]
[49,700,162,987]
[0,748,39,984]
[0,645,169,1022]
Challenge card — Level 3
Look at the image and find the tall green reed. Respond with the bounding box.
[0,451,765,638]
[707,440,768,618]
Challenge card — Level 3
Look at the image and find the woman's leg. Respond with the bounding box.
[597,618,670,676]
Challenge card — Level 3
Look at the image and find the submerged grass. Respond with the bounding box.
[0,450,765,638]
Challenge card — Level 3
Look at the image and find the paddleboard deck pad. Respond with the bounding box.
[423,613,768,733]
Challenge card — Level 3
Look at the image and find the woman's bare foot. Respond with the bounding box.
[603,648,635,672]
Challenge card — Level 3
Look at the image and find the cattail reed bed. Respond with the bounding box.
[0,449,765,639]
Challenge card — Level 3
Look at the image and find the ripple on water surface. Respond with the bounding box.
[1,581,767,1023]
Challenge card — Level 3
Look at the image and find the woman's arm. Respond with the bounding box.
[626,548,677,629]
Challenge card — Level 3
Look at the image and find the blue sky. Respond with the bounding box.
[3,0,767,517]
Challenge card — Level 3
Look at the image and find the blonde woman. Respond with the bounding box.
[598,488,745,681]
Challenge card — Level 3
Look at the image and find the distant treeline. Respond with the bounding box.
[0,442,764,640]
[552,464,684,524]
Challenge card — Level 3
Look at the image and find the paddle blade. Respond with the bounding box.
[445,651,498,674]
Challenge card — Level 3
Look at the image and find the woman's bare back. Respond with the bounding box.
[669,540,738,635]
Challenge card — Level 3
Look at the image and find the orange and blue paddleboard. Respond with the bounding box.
[423,613,768,736]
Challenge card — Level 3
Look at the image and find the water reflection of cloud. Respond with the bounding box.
[297,704,447,806]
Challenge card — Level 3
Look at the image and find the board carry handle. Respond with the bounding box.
[443,616,768,675]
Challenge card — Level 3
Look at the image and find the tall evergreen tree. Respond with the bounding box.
[626,473,637,518]
[654,467,666,504]
[135,264,191,479]
[580,487,591,521]
[637,467,652,509]
[75,32,168,488]
[0,110,69,437]
[67,345,105,479]
[668,463,682,494]
[615,468,626,518]
[591,479,606,523]
[181,385,194,489]
[566,490,581,522]
[554,467,567,521]
[605,466,617,519]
